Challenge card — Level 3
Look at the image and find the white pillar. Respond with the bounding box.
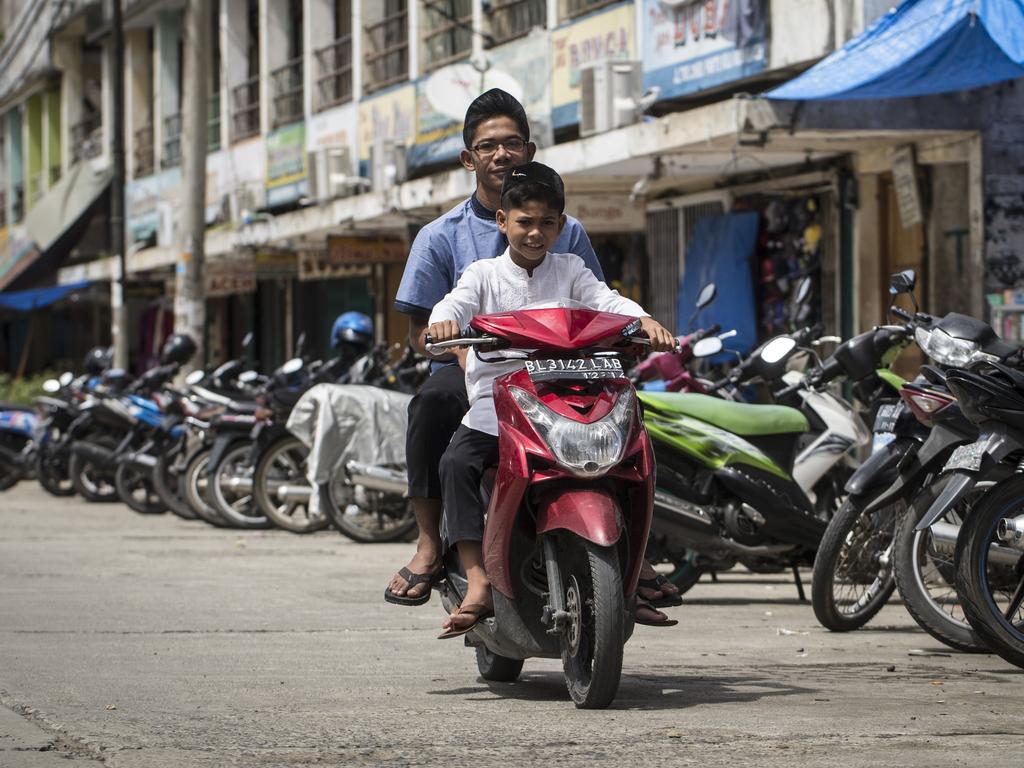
[407,0,419,81]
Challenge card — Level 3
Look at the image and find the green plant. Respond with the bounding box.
[0,371,60,405]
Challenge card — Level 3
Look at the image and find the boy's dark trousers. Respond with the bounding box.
[439,424,499,544]
[406,363,470,499]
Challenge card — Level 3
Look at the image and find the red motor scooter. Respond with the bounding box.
[426,302,659,709]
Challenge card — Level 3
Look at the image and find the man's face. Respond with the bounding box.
[460,116,536,198]
[497,200,566,264]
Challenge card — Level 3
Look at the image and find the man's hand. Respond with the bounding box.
[640,317,677,352]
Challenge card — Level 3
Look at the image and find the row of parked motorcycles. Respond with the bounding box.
[0,312,430,544]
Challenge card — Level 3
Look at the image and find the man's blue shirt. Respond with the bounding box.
[394,195,602,316]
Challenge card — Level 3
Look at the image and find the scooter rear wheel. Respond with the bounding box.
[115,463,167,515]
[559,537,624,709]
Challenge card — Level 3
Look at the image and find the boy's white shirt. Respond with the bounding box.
[429,247,649,436]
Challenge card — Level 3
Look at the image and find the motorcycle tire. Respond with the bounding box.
[181,447,227,527]
[320,478,417,544]
[558,535,624,709]
[35,441,74,497]
[208,441,271,529]
[811,494,900,632]
[253,436,328,534]
[153,452,198,520]
[114,463,167,515]
[0,431,30,490]
[893,479,988,653]
[476,646,524,682]
[955,475,1024,669]
[69,435,119,502]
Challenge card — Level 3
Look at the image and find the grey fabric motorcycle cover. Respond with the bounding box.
[286,384,410,513]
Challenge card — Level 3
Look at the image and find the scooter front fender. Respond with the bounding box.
[535,487,624,548]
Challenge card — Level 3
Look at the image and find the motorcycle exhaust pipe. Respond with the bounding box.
[118,451,158,470]
[274,484,312,503]
[71,441,116,467]
[223,475,254,493]
[928,521,1022,566]
[345,461,408,496]
[997,516,1024,552]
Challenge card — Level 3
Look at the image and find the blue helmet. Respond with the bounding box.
[331,311,374,351]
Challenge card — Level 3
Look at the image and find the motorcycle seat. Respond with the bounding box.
[638,392,809,436]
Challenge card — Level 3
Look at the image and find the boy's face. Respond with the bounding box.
[497,200,566,264]
[460,116,535,199]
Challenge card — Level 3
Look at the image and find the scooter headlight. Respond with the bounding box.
[915,327,998,367]
[509,387,634,477]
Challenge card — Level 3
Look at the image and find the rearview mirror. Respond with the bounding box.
[60,371,74,386]
[794,276,812,304]
[760,336,797,364]
[692,337,723,358]
[242,331,254,349]
[42,379,61,393]
[239,370,259,383]
[295,332,307,357]
[696,283,717,309]
[282,358,303,375]
[185,370,205,385]
[889,269,917,295]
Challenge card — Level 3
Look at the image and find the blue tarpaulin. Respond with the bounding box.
[768,0,1024,100]
[677,212,759,355]
[0,280,91,312]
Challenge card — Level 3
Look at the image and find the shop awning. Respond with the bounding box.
[0,161,112,291]
[0,279,92,312]
[767,0,1024,100]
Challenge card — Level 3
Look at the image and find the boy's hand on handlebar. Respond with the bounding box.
[640,317,676,352]
[425,319,461,345]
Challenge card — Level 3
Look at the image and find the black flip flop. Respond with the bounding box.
[634,599,679,628]
[638,574,684,608]
[437,603,493,639]
[384,567,443,606]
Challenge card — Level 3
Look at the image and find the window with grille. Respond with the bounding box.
[487,0,545,46]
[422,0,471,73]
[560,0,619,21]
[364,0,408,93]
[316,0,353,110]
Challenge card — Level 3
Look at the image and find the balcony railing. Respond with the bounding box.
[271,57,304,128]
[315,35,353,111]
[422,1,472,73]
[71,112,103,163]
[364,7,408,94]
[208,93,222,151]
[231,78,260,142]
[163,113,182,168]
[489,0,546,46]
[134,123,155,177]
[562,0,618,19]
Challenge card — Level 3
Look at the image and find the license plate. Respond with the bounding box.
[525,357,624,382]
[873,403,901,433]
[945,440,986,472]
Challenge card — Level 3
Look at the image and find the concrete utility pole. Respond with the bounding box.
[175,0,210,371]
[110,0,128,369]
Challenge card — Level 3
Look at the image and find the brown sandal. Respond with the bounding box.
[437,602,494,639]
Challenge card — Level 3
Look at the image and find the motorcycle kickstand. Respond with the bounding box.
[791,561,807,602]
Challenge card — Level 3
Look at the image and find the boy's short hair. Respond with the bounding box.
[500,162,565,214]
[463,89,531,149]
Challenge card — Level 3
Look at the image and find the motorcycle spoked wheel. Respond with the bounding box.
[893,478,989,653]
[69,435,119,502]
[811,495,901,632]
[955,476,1024,669]
[153,452,199,520]
[0,431,29,490]
[557,535,624,709]
[114,463,167,514]
[209,442,271,529]
[253,437,328,533]
[34,438,74,497]
[181,447,227,527]
[321,475,417,543]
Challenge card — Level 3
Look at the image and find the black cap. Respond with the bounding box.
[500,161,565,203]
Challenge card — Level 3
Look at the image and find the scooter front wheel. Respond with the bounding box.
[115,463,167,515]
[559,536,624,709]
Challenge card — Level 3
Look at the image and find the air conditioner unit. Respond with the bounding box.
[308,145,364,202]
[231,185,259,222]
[370,138,407,193]
[579,60,656,138]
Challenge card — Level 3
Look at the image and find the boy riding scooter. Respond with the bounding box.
[426,162,677,638]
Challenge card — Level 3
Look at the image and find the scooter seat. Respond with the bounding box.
[638,392,809,436]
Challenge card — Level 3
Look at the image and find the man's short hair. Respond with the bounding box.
[500,162,565,214]
[463,88,531,149]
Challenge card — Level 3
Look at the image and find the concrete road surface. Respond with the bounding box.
[1,484,1023,767]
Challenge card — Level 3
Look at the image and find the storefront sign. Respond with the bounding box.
[551,4,635,129]
[254,250,298,278]
[300,236,407,281]
[570,194,644,233]
[357,85,416,164]
[206,257,256,297]
[307,102,358,160]
[266,123,308,207]
[640,0,767,102]
[891,145,923,228]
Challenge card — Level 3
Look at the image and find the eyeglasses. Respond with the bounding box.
[470,137,527,157]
